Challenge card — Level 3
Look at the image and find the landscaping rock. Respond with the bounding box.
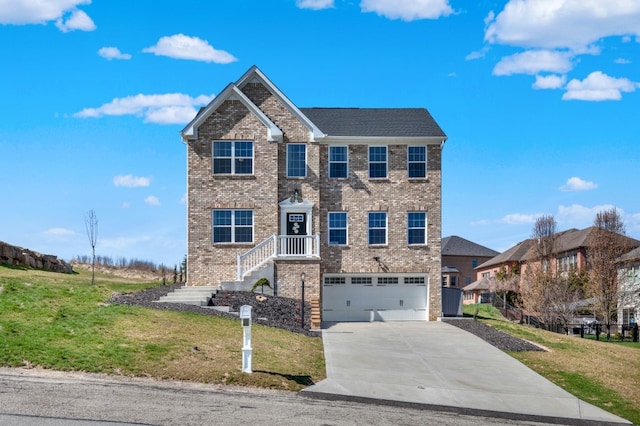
[108,284,319,337]
[444,318,545,352]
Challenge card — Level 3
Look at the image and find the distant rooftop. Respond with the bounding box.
[441,236,499,257]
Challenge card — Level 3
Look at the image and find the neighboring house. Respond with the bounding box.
[180,66,447,322]
[441,235,498,288]
[617,247,640,328]
[472,228,640,305]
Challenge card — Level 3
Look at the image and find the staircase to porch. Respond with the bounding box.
[236,234,320,280]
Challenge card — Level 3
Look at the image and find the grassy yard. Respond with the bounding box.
[466,305,640,424]
[0,265,325,391]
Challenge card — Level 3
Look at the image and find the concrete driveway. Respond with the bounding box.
[302,321,630,425]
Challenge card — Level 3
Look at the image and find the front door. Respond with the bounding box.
[287,213,307,254]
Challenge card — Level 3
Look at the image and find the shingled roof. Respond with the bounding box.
[441,236,499,257]
[299,108,447,138]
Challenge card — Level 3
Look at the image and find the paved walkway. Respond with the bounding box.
[302,321,630,425]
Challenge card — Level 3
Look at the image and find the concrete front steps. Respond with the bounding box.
[155,285,218,306]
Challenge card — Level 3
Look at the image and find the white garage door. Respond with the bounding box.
[322,274,428,322]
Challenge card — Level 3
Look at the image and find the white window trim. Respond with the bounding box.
[368,211,388,246]
[407,211,427,245]
[328,211,348,246]
[286,143,307,178]
[212,140,254,175]
[368,146,388,179]
[212,209,254,244]
[328,145,349,179]
[407,145,427,179]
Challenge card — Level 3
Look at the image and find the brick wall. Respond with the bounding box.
[185,80,443,320]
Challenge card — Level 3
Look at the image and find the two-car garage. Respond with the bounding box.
[321,274,429,322]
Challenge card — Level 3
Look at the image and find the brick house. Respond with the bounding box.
[471,228,640,307]
[441,235,499,288]
[180,66,447,321]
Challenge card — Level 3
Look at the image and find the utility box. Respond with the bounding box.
[240,305,252,373]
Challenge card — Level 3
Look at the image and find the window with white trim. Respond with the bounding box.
[407,212,426,245]
[213,210,253,243]
[368,146,387,178]
[407,146,427,178]
[368,212,387,245]
[287,143,307,178]
[328,212,348,246]
[329,146,348,178]
[212,141,253,175]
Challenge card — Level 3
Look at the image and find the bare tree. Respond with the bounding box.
[520,215,558,328]
[586,208,627,340]
[85,209,98,285]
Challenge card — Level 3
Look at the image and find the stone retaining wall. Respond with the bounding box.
[0,241,73,273]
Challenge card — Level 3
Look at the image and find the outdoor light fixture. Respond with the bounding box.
[293,189,299,203]
[300,272,306,329]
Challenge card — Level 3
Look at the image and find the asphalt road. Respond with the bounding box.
[0,367,553,425]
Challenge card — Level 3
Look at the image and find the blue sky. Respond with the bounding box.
[1,0,639,267]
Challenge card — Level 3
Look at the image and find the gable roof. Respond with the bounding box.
[477,227,640,270]
[181,83,283,142]
[477,239,533,270]
[235,66,325,141]
[299,108,446,140]
[181,65,447,144]
[441,235,499,257]
[618,246,640,263]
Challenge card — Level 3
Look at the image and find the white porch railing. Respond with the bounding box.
[237,234,320,280]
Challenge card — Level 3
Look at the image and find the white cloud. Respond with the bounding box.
[74,92,214,124]
[144,196,160,206]
[500,213,542,225]
[533,74,566,89]
[465,47,489,61]
[485,0,640,51]
[614,58,631,64]
[360,0,453,21]
[98,47,132,60]
[493,50,573,76]
[142,34,237,64]
[42,227,76,237]
[562,71,639,101]
[296,0,334,10]
[55,9,94,32]
[559,177,598,192]
[180,193,187,205]
[113,175,151,188]
[121,202,131,209]
[557,203,617,227]
[0,0,91,26]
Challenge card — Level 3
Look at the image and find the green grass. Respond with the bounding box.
[462,302,506,320]
[0,265,325,390]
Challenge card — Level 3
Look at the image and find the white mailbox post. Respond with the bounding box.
[240,305,252,374]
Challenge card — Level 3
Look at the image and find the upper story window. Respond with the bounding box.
[213,209,253,243]
[472,258,478,268]
[368,146,387,179]
[407,212,426,245]
[329,146,348,178]
[287,143,307,178]
[368,212,387,245]
[328,212,348,245]
[213,141,253,175]
[407,146,427,178]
